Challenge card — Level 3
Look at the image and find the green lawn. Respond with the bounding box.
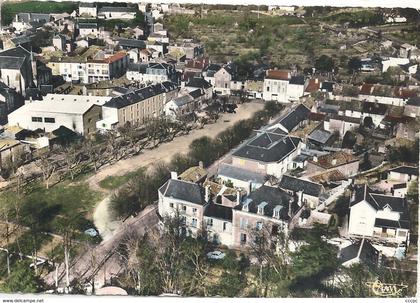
[99,172,139,190]
[1,181,103,234]
[1,1,78,25]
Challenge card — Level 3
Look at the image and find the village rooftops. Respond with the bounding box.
[308,129,333,145]
[234,185,297,220]
[360,83,419,99]
[339,238,380,267]
[159,178,206,205]
[289,75,305,85]
[327,114,361,124]
[204,203,233,221]
[274,104,311,132]
[104,81,178,109]
[232,131,301,163]
[186,77,212,89]
[389,165,419,176]
[178,165,207,183]
[217,163,265,185]
[10,98,101,115]
[279,175,323,197]
[204,64,222,77]
[116,38,146,49]
[305,79,321,93]
[79,2,95,7]
[98,6,137,13]
[78,22,98,29]
[0,46,30,70]
[350,185,409,229]
[308,151,358,169]
[265,69,291,81]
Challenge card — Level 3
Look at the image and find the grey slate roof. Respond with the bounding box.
[362,101,388,115]
[98,6,136,13]
[232,131,301,163]
[17,13,50,23]
[205,64,221,77]
[188,88,204,99]
[389,165,418,176]
[186,77,212,89]
[339,238,379,266]
[104,81,178,109]
[0,46,30,70]
[279,175,323,197]
[116,38,146,49]
[234,185,297,221]
[308,129,333,145]
[173,94,194,107]
[217,163,265,185]
[80,2,95,7]
[78,22,97,29]
[289,75,305,85]
[277,104,310,132]
[159,179,206,205]
[204,203,233,221]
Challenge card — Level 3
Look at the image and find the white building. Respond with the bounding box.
[79,2,97,17]
[98,7,136,20]
[263,70,304,103]
[8,94,111,135]
[348,185,410,244]
[381,57,410,72]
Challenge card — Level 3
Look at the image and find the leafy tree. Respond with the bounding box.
[348,57,362,73]
[290,226,339,292]
[188,136,217,167]
[1,261,41,293]
[315,55,335,73]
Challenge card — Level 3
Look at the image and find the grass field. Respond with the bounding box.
[1,1,78,25]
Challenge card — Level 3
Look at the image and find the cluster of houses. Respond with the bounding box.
[158,98,417,267]
[0,2,418,269]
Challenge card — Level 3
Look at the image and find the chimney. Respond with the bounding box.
[246,181,252,196]
[236,190,242,206]
[313,155,318,162]
[205,185,211,202]
[297,190,303,207]
[170,171,178,180]
[198,161,204,169]
[331,158,337,166]
[288,199,293,218]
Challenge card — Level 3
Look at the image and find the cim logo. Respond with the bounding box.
[365,279,408,297]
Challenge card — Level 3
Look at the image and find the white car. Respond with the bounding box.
[206,251,226,260]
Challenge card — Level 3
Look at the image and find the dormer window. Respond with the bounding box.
[257,202,268,215]
[383,204,392,212]
[242,198,252,212]
[273,205,283,219]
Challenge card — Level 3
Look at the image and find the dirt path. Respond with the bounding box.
[91,101,264,239]
[88,101,264,191]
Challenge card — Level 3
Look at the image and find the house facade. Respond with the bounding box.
[97,81,178,130]
[348,185,410,244]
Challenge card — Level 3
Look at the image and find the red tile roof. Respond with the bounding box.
[266,69,291,81]
[305,79,320,93]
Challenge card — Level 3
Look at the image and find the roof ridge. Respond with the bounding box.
[357,237,365,259]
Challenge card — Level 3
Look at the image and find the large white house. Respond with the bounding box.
[348,185,410,244]
[262,70,305,103]
[8,94,111,135]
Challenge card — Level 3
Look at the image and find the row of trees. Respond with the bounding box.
[110,101,283,219]
[116,212,398,297]
[4,116,191,190]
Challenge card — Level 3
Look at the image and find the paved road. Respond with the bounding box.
[44,204,159,290]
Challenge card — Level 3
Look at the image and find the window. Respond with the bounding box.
[240,218,247,230]
[266,86,270,92]
[31,117,42,122]
[223,222,228,231]
[182,205,187,212]
[44,117,55,123]
[169,203,174,208]
[398,230,407,237]
[207,218,213,227]
[240,233,247,244]
[193,208,197,214]
[191,218,197,228]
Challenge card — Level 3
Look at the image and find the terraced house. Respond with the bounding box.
[97,81,178,130]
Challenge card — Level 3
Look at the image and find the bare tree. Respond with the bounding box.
[61,145,83,181]
[35,153,57,189]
